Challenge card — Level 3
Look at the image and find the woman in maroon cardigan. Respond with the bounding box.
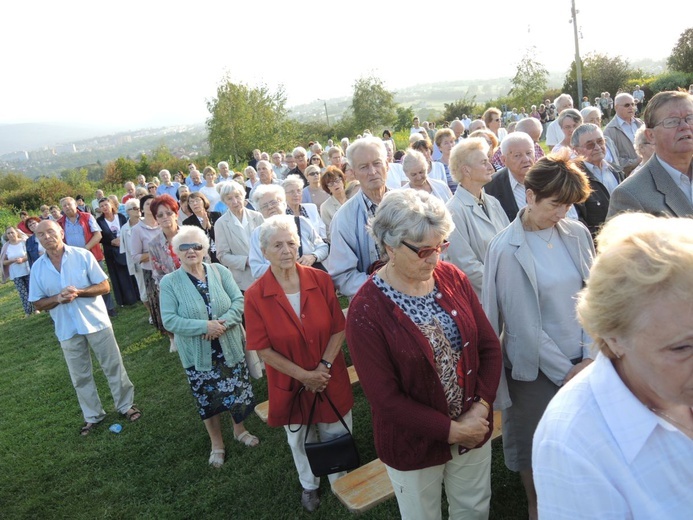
[346,189,502,520]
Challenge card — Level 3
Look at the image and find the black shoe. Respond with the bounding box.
[108,309,117,318]
[301,489,320,512]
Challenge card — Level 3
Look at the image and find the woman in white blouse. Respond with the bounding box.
[401,149,452,202]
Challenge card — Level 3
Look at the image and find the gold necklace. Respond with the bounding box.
[534,226,555,249]
[649,407,693,435]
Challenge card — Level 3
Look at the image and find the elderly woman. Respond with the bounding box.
[533,213,693,518]
[120,198,147,310]
[199,166,221,208]
[283,174,326,240]
[214,181,264,292]
[446,138,510,298]
[97,197,139,306]
[632,125,656,175]
[249,184,328,279]
[412,139,449,184]
[483,107,508,143]
[129,195,160,326]
[468,129,500,165]
[347,189,502,519]
[245,215,353,512]
[2,226,34,317]
[319,166,348,241]
[434,128,458,194]
[402,149,453,202]
[150,194,183,352]
[25,217,44,267]
[482,154,594,520]
[551,109,583,155]
[160,225,258,468]
[177,192,192,226]
[301,165,329,211]
[183,191,222,264]
[581,106,620,167]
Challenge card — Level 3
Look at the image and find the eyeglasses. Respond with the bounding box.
[580,138,606,150]
[127,207,140,211]
[620,103,635,108]
[401,240,449,259]
[307,172,320,177]
[259,199,281,211]
[311,157,321,161]
[653,115,693,129]
[326,179,343,186]
[179,243,204,251]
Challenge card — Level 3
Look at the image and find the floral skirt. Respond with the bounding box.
[143,269,165,333]
[184,340,256,422]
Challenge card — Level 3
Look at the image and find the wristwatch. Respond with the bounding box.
[473,395,491,412]
[320,359,332,370]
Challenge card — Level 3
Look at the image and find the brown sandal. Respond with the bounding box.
[79,422,101,436]
[122,407,142,422]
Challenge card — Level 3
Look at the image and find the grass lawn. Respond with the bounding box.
[0,281,526,519]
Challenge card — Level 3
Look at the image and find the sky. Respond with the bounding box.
[1,0,688,129]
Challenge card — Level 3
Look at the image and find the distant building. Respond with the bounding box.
[0,150,29,162]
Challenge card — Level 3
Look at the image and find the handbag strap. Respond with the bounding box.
[304,388,352,444]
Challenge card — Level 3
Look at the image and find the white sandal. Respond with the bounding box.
[234,430,260,447]
[208,449,225,468]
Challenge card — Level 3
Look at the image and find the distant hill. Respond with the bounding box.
[0,123,126,155]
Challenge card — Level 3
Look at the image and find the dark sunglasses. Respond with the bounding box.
[401,240,449,259]
[179,243,204,251]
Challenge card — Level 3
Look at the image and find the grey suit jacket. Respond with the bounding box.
[214,208,264,291]
[606,155,693,219]
[603,116,643,174]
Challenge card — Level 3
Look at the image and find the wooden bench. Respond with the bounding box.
[332,410,503,514]
[254,365,360,423]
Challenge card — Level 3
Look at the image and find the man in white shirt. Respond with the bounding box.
[217,161,233,182]
[632,84,645,114]
[271,153,289,180]
[29,220,140,435]
[410,116,423,135]
[545,94,574,147]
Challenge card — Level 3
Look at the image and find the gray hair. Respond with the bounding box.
[580,106,602,121]
[515,116,542,135]
[402,149,428,176]
[282,174,304,193]
[217,161,229,169]
[258,214,299,252]
[292,146,307,158]
[557,108,583,129]
[633,125,650,154]
[216,180,246,199]
[554,94,574,112]
[346,136,387,168]
[171,225,210,254]
[500,131,534,155]
[369,189,454,255]
[251,183,285,207]
[571,123,601,148]
[125,198,141,211]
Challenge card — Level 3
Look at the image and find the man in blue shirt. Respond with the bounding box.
[156,169,181,198]
[29,220,141,436]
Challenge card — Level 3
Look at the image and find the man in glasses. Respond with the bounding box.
[572,124,624,238]
[545,94,574,148]
[287,146,309,186]
[608,90,693,218]
[604,93,644,175]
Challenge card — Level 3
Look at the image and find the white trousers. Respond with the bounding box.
[385,441,492,520]
[60,327,135,423]
[284,410,353,490]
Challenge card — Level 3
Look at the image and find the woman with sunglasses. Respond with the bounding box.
[346,189,502,519]
[160,225,258,468]
[301,165,329,211]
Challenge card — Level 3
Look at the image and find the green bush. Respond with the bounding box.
[648,71,693,94]
[2,178,75,211]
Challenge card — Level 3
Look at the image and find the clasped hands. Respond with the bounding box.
[447,403,491,448]
[301,363,330,393]
[57,286,80,304]
[202,319,227,340]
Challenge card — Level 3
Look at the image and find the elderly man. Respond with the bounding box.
[187,169,204,192]
[545,94,574,147]
[156,169,181,198]
[248,160,282,200]
[483,132,536,222]
[271,153,289,180]
[491,117,545,169]
[603,92,644,175]
[58,196,116,316]
[136,174,147,189]
[217,161,232,182]
[287,146,309,185]
[633,85,645,114]
[327,146,344,167]
[607,91,693,218]
[328,136,388,297]
[121,181,136,203]
[29,220,141,435]
[571,124,625,238]
[91,189,104,215]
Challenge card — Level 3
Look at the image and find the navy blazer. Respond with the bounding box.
[574,160,624,239]
[484,168,520,223]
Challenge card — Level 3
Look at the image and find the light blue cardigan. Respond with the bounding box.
[160,263,245,371]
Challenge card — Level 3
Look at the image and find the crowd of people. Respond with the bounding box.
[3,88,692,518]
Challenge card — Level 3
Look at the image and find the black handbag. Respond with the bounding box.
[303,389,360,477]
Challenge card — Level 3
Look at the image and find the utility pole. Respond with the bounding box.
[571,0,583,102]
[318,99,330,127]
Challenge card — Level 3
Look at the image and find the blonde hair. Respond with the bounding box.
[449,138,490,183]
[577,213,693,358]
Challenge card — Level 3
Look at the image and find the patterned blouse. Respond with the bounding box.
[374,276,464,419]
[149,231,180,282]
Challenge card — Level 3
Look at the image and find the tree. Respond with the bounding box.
[563,53,638,105]
[508,48,548,110]
[350,76,397,133]
[206,78,294,165]
[668,28,693,73]
[443,95,478,121]
[394,106,415,132]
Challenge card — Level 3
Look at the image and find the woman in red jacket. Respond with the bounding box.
[245,214,353,513]
[346,189,502,520]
